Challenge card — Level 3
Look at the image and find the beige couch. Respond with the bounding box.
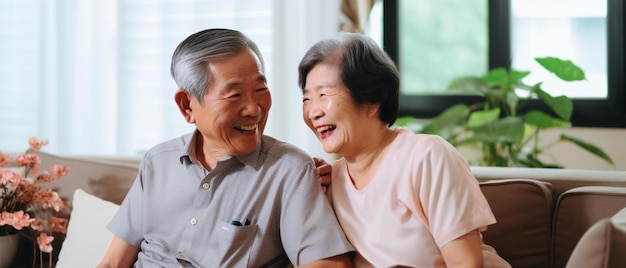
[473,167,626,268]
[13,151,626,268]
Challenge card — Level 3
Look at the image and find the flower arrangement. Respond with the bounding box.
[0,137,69,265]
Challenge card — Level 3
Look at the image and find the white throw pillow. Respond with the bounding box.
[56,189,120,268]
[565,206,626,268]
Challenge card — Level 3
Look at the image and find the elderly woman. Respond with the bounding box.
[298,32,511,268]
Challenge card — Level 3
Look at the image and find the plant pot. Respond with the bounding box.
[0,233,19,268]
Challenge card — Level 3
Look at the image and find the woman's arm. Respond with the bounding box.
[440,230,483,268]
[97,236,139,268]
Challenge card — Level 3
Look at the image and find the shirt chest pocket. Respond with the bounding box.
[216,220,258,267]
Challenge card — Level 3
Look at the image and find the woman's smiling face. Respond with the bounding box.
[302,63,371,155]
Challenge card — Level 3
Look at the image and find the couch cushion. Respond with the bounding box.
[480,178,553,268]
[33,150,139,207]
[551,186,626,268]
[56,189,120,268]
[565,206,626,268]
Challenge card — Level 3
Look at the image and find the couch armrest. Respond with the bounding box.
[552,186,626,268]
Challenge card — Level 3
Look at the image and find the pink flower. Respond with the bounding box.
[0,151,10,167]
[34,189,66,212]
[28,137,49,151]
[33,171,52,183]
[15,180,38,204]
[37,233,55,253]
[0,211,35,230]
[30,218,45,232]
[1,137,69,260]
[48,216,68,234]
[1,169,23,187]
[52,165,70,178]
[16,153,40,171]
[33,165,69,183]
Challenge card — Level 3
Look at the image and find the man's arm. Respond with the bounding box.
[298,253,353,268]
[97,236,140,268]
[283,160,353,267]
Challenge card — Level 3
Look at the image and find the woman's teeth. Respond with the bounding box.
[318,125,336,134]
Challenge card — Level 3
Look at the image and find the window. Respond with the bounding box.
[511,0,607,99]
[0,1,344,159]
[384,0,625,127]
[0,0,274,155]
[0,0,273,156]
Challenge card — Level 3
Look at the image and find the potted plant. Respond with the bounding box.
[396,57,614,168]
[0,138,70,267]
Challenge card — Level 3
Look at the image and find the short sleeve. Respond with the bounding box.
[279,161,354,265]
[412,135,496,247]
[107,161,146,247]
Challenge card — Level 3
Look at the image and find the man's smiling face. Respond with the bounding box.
[190,48,271,157]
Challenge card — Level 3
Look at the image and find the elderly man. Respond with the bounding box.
[97,28,353,268]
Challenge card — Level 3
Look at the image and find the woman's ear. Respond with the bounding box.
[174,89,195,124]
[366,103,381,118]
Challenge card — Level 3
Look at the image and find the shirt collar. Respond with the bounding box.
[179,130,262,169]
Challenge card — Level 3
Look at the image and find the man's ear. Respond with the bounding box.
[174,89,195,124]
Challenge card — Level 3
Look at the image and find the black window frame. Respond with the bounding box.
[384,0,625,128]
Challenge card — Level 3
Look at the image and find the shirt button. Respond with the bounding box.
[178,248,185,253]
[190,218,198,225]
[202,183,210,190]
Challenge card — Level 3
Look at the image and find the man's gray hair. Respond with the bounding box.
[170,28,265,103]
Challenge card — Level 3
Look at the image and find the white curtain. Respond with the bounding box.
[0,0,342,161]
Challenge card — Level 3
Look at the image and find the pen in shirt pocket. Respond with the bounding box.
[230,218,251,226]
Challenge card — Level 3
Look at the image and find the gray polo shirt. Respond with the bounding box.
[107,132,353,267]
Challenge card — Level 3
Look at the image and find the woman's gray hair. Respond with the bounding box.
[170,28,265,103]
[298,32,400,126]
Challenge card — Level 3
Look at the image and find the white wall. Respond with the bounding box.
[541,127,626,171]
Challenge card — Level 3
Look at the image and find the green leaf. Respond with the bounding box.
[471,117,524,144]
[447,77,489,95]
[481,68,508,85]
[467,108,500,128]
[505,91,519,116]
[560,134,614,165]
[524,110,571,129]
[534,84,573,120]
[453,137,483,148]
[483,88,507,106]
[394,116,423,133]
[481,68,510,94]
[509,69,531,84]
[535,57,587,82]
[395,116,416,127]
[420,104,470,139]
[522,123,533,141]
[517,154,563,168]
